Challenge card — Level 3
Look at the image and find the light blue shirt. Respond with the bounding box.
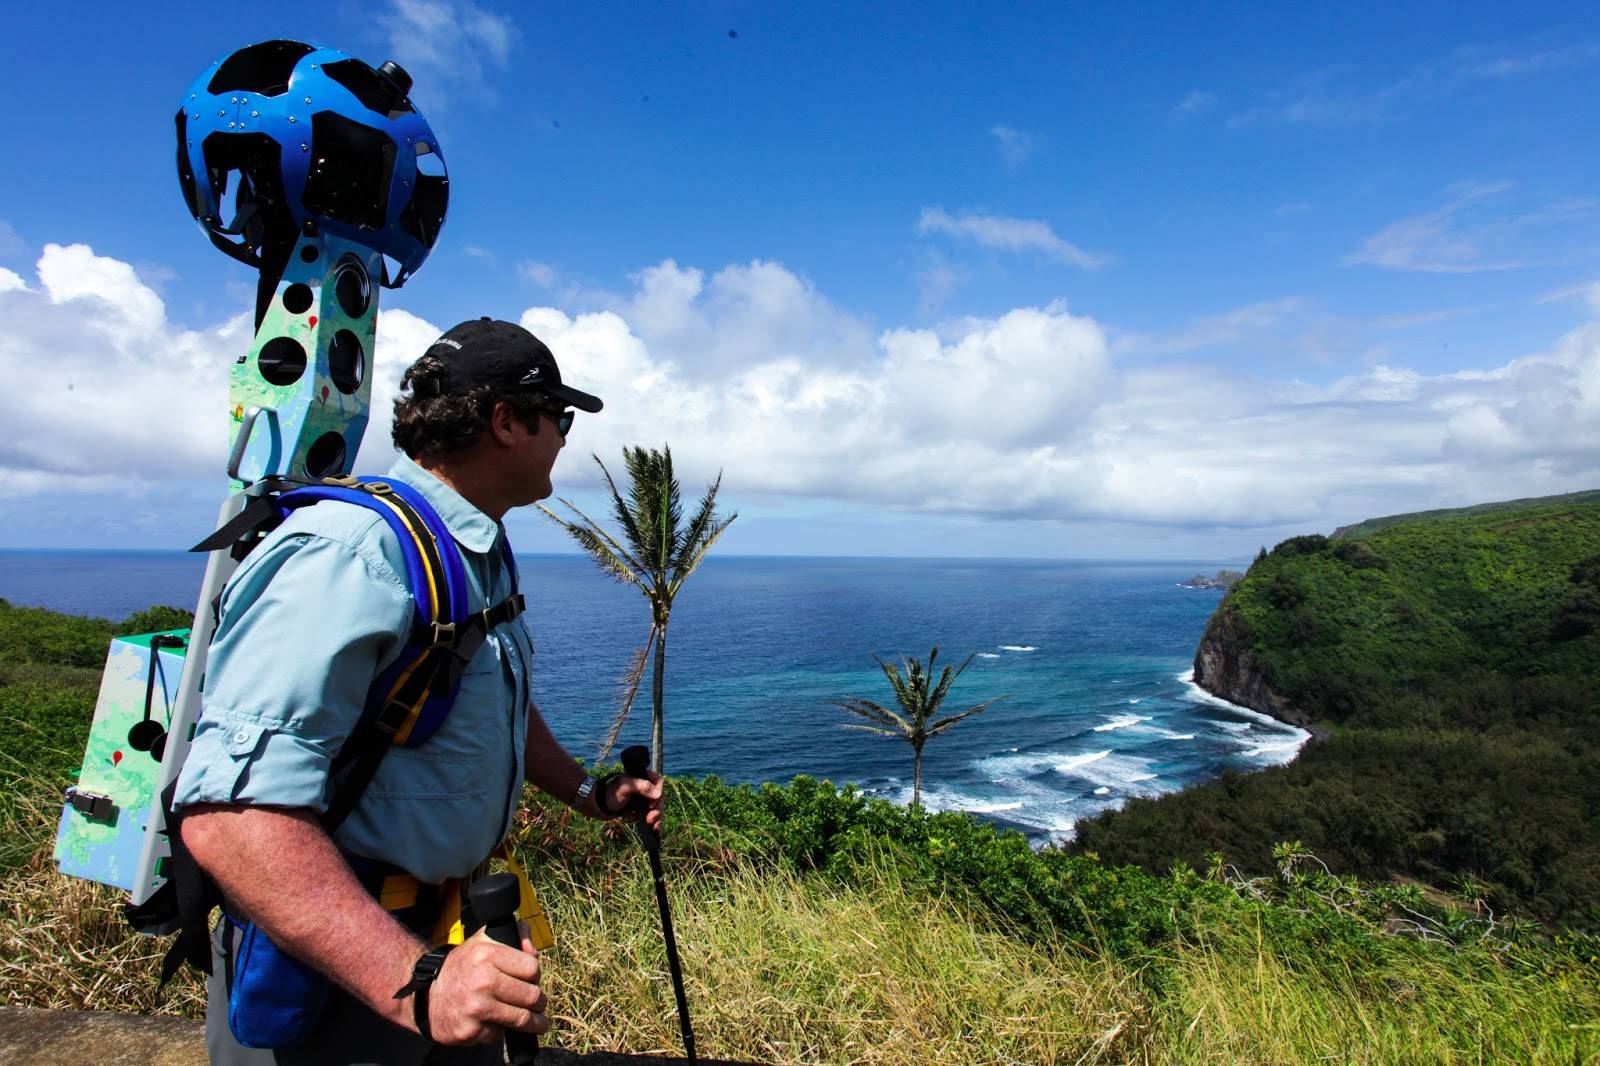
[173,455,534,884]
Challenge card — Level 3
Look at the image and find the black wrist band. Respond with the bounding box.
[594,772,628,817]
[394,944,453,1043]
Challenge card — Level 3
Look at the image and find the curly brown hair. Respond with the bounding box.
[391,353,551,458]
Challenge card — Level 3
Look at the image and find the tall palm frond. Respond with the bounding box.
[543,497,648,590]
[596,627,657,763]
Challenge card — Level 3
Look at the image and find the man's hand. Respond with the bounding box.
[606,769,665,833]
[519,702,666,831]
[425,925,549,1046]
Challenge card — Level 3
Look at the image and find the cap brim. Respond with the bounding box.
[549,383,603,413]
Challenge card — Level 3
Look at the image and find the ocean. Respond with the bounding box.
[0,551,1308,842]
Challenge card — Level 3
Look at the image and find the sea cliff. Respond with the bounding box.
[1192,603,1310,728]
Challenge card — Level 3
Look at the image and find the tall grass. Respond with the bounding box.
[1,781,1597,1063]
[539,851,1145,1065]
[1155,904,1600,1064]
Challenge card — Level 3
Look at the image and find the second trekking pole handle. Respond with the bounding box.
[467,872,538,1064]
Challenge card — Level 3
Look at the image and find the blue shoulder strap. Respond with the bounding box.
[274,476,522,756]
[277,479,467,748]
[275,482,466,633]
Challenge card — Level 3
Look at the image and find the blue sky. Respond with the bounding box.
[2,1,1598,558]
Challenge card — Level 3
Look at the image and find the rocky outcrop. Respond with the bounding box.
[1181,570,1244,590]
[1192,605,1312,728]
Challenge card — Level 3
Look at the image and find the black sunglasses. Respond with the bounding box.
[541,407,575,437]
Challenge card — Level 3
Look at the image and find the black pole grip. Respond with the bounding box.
[466,873,539,1063]
[619,745,660,850]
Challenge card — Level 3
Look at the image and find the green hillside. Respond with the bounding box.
[1075,497,1600,923]
[1332,488,1600,540]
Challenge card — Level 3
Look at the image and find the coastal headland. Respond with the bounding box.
[1076,491,1600,926]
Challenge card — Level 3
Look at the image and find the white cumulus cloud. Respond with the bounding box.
[2,244,1597,540]
[376,0,520,105]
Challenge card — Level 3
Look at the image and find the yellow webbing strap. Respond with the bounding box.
[357,485,445,748]
[378,875,421,912]
[376,844,553,952]
[384,656,434,748]
[357,485,441,624]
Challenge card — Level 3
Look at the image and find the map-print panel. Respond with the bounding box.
[54,631,191,894]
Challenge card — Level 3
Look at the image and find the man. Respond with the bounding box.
[175,318,663,1063]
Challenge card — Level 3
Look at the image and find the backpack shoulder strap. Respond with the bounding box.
[276,480,468,635]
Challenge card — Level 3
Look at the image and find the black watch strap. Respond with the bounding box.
[393,944,454,1043]
[594,772,628,817]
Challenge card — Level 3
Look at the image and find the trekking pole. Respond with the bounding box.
[468,873,539,1064]
[619,745,697,1064]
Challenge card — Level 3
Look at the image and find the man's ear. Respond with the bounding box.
[488,400,523,446]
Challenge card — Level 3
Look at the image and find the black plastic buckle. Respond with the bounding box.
[65,787,116,822]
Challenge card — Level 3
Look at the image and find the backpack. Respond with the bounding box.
[155,475,525,995]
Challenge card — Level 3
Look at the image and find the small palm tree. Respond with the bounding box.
[831,647,1008,809]
[540,445,735,774]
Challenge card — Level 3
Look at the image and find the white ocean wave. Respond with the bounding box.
[976,652,1001,659]
[1128,697,1143,705]
[1207,719,1253,733]
[998,644,1038,652]
[1093,786,1110,795]
[1178,669,1312,757]
[1244,739,1309,760]
[1093,714,1152,732]
[1051,749,1112,774]
[911,786,1027,815]
[1049,750,1164,793]
[1154,730,1196,740]
[907,772,1094,841]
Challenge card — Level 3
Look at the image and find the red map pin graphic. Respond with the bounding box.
[308,315,318,328]
[112,751,122,766]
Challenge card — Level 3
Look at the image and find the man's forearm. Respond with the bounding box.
[522,703,664,829]
[522,701,589,810]
[180,804,424,1031]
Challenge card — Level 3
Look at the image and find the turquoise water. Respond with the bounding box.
[0,551,1307,841]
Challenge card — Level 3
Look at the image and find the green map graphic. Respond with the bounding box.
[53,630,190,894]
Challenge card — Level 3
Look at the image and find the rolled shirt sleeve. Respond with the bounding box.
[173,523,413,813]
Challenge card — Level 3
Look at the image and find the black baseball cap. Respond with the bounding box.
[413,317,603,412]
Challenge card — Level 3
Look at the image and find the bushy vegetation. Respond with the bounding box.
[3,597,1598,1061]
[1076,498,1600,924]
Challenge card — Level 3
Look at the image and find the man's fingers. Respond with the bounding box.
[486,968,545,1012]
[480,976,549,1034]
[487,1001,551,1035]
[457,931,538,982]
[484,940,540,984]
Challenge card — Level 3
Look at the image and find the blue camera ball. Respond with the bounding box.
[176,40,448,287]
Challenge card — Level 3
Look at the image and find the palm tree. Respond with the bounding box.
[540,445,735,774]
[831,647,1008,809]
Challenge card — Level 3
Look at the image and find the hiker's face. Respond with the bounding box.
[513,406,566,503]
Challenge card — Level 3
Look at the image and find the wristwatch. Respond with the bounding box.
[393,944,454,1042]
[573,773,598,809]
